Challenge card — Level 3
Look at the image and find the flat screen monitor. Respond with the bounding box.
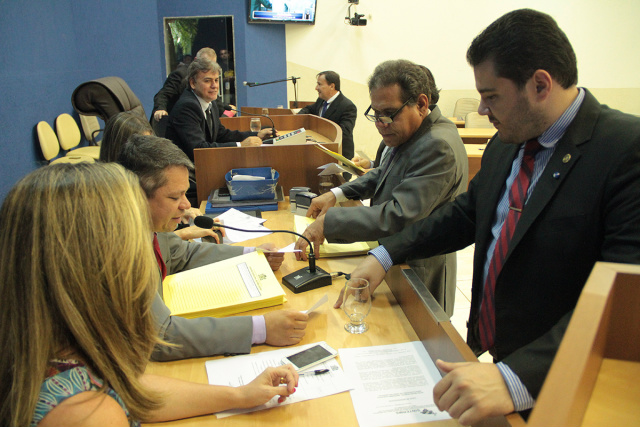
[248,0,317,25]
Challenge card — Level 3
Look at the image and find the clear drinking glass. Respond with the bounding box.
[342,278,371,334]
[261,108,269,115]
[250,117,261,132]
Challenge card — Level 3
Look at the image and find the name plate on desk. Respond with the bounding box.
[273,128,306,145]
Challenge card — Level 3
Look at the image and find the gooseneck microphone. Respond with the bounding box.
[224,106,277,139]
[194,215,331,293]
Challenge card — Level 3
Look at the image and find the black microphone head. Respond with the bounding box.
[194,215,215,229]
[223,104,232,111]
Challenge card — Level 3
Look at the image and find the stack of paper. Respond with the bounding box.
[162,251,286,318]
[205,185,284,214]
[294,215,378,257]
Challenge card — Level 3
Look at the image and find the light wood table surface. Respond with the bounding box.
[464,144,487,186]
[143,202,523,427]
[457,128,496,144]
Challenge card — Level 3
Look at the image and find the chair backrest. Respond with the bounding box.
[465,112,494,129]
[36,121,60,161]
[71,76,146,122]
[453,98,480,119]
[55,114,82,150]
[79,114,102,145]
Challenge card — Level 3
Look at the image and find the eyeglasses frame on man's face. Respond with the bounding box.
[364,98,413,124]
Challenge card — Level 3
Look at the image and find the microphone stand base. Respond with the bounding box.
[282,266,331,294]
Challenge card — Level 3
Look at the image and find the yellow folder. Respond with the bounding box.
[162,251,286,319]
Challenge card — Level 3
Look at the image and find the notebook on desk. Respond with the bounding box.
[162,251,286,318]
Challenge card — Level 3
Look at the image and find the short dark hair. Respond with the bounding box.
[467,9,577,89]
[419,65,440,104]
[318,71,340,91]
[368,59,433,105]
[117,134,194,198]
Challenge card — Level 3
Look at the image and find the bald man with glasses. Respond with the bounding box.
[294,59,468,315]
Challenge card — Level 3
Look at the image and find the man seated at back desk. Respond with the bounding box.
[118,134,308,361]
[165,58,276,161]
[297,71,357,164]
[151,47,234,129]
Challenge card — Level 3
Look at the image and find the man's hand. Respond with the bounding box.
[264,310,309,346]
[257,243,285,271]
[257,128,278,140]
[334,255,386,308]
[181,207,202,224]
[174,226,220,242]
[294,215,325,261]
[306,191,336,219]
[241,136,263,147]
[153,109,168,121]
[351,155,373,169]
[433,360,515,426]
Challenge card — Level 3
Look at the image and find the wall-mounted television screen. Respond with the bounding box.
[248,0,317,25]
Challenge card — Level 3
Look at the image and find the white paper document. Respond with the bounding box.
[302,293,328,314]
[339,342,450,427]
[216,208,272,243]
[206,342,352,418]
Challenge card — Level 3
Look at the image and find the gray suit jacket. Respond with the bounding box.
[151,232,253,361]
[324,106,468,314]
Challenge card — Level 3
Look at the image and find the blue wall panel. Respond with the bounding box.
[0,0,287,201]
[0,0,163,200]
[156,0,287,109]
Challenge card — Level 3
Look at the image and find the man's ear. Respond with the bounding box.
[532,69,552,99]
[416,93,430,113]
[189,78,196,90]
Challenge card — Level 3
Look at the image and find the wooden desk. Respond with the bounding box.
[195,115,343,204]
[458,128,496,144]
[464,144,486,186]
[528,262,640,427]
[144,204,523,427]
[240,107,294,116]
[447,117,465,128]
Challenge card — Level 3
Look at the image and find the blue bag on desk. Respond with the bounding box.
[225,167,279,201]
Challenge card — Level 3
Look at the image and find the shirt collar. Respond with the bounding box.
[325,91,340,105]
[192,90,212,114]
[537,87,585,148]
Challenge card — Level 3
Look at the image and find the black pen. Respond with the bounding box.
[299,369,329,376]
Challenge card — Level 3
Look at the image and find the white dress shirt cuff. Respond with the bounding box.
[496,362,536,411]
[251,315,267,344]
[369,246,393,272]
[243,247,256,254]
[330,187,348,202]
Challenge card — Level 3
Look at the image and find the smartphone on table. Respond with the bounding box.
[281,343,338,372]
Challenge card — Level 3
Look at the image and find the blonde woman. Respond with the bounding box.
[0,163,297,427]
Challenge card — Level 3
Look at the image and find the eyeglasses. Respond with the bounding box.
[364,99,412,124]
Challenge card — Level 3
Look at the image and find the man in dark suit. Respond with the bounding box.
[297,71,357,163]
[151,48,235,137]
[347,9,640,424]
[165,58,274,161]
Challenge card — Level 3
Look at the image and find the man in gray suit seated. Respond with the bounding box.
[294,60,468,316]
[118,135,308,361]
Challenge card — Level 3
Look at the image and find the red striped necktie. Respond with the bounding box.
[152,233,167,280]
[479,139,542,352]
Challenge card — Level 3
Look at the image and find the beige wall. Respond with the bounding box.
[286,0,640,158]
